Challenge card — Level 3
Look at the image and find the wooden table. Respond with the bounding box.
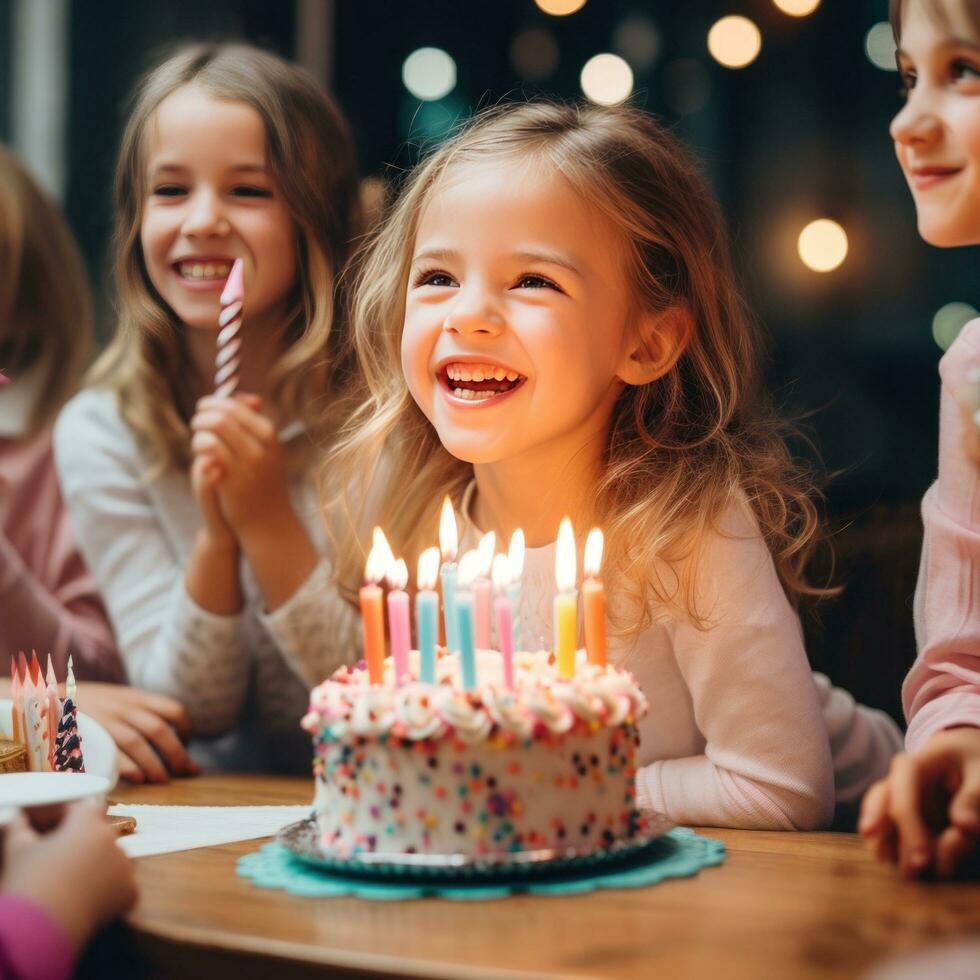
[108,774,980,980]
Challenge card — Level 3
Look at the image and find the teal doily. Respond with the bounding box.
[236,828,725,901]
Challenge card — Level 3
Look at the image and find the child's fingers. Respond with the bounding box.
[128,707,198,777]
[110,721,171,784]
[859,779,890,836]
[935,825,979,879]
[871,820,899,866]
[196,397,276,445]
[192,410,266,461]
[886,754,934,874]
[191,430,236,471]
[949,764,980,832]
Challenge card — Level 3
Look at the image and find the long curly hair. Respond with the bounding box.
[90,42,361,474]
[327,101,830,632]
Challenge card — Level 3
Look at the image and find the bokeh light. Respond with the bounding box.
[866,22,898,71]
[402,47,457,101]
[933,302,978,350]
[707,16,762,69]
[772,0,821,15]
[535,0,587,15]
[580,53,633,105]
[797,219,848,272]
[612,15,662,72]
[511,28,559,81]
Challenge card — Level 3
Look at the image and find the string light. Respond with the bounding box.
[707,16,762,69]
[580,53,633,105]
[797,219,848,273]
[535,0,586,15]
[772,0,820,15]
[933,302,978,350]
[866,22,898,71]
[402,47,457,101]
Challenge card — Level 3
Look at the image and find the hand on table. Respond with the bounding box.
[190,394,294,537]
[75,682,201,784]
[1,803,138,952]
[859,727,980,878]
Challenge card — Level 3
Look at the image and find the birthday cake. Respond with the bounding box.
[301,648,648,859]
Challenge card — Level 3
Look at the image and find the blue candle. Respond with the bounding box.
[416,547,441,684]
[456,589,477,690]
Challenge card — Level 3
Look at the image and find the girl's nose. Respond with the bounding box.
[181,188,229,237]
[890,93,943,147]
[442,292,505,338]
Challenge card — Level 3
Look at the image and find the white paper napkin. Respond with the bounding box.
[108,803,311,857]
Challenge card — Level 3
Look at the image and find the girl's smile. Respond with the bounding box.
[437,356,526,405]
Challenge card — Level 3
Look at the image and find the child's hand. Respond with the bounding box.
[859,727,980,878]
[190,394,293,538]
[75,682,201,784]
[190,450,237,550]
[1,804,138,952]
[956,366,980,465]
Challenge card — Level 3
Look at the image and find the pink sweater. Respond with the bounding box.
[0,372,121,682]
[904,319,980,749]
[0,896,74,980]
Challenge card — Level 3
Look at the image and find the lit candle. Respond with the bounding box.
[507,529,525,651]
[492,554,515,690]
[359,534,388,684]
[554,517,577,679]
[456,550,481,690]
[416,547,440,684]
[44,655,62,770]
[472,531,496,648]
[386,557,411,686]
[439,497,461,653]
[583,528,607,667]
[66,654,76,704]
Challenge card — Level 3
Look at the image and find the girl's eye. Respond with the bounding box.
[231,185,273,198]
[414,269,457,288]
[951,59,980,83]
[515,274,561,291]
[152,184,186,197]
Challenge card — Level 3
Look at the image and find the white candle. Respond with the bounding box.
[439,497,460,653]
[473,531,495,648]
[507,528,525,651]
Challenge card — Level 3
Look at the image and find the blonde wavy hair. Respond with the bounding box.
[890,0,980,41]
[90,42,361,474]
[328,101,829,632]
[0,145,93,432]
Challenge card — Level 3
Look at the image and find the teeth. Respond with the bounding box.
[444,362,522,383]
[493,368,505,381]
[179,261,233,281]
[506,372,518,381]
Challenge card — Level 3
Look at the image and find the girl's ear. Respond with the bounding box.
[617,306,692,386]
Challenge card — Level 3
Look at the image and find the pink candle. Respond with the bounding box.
[492,554,515,690]
[473,531,496,648]
[386,558,411,686]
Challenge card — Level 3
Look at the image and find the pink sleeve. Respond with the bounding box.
[0,895,75,980]
[904,320,980,751]
[635,505,835,830]
[0,430,123,683]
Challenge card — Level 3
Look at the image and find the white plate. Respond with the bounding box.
[0,698,119,789]
[0,772,111,807]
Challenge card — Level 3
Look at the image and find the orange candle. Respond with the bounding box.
[583,528,606,667]
[360,536,387,684]
[554,518,577,679]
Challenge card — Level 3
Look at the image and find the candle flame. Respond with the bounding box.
[507,528,525,582]
[386,556,409,591]
[492,553,511,593]
[364,543,387,584]
[457,549,481,589]
[555,517,577,594]
[439,496,458,561]
[476,531,496,577]
[584,528,604,579]
[417,546,440,591]
[373,527,395,570]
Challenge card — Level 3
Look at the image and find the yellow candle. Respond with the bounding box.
[583,528,606,667]
[554,517,577,679]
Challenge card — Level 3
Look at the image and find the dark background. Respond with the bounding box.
[3,0,967,720]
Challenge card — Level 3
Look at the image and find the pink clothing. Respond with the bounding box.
[905,319,980,750]
[0,895,74,980]
[0,369,121,681]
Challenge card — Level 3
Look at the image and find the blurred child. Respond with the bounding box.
[859,0,980,877]
[54,43,362,772]
[328,101,901,830]
[0,803,137,980]
[0,147,197,783]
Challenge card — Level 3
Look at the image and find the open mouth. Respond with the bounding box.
[438,361,526,403]
[174,260,234,282]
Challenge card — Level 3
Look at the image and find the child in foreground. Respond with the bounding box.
[328,101,901,830]
[0,146,196,783]
[55,43,362,771]
[860,0,980,877]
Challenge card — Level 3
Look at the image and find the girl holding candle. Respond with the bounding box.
[327,101,902,831]
[54,44,362,772]
[859,0,980,879]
